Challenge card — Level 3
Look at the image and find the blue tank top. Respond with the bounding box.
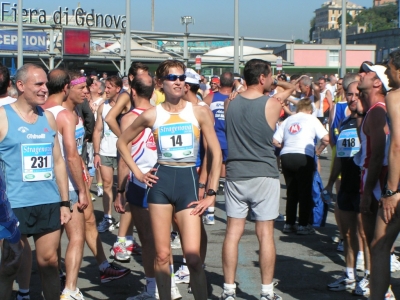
[330,102,348,145]
[209,92,228,149]
[0,105,61,208]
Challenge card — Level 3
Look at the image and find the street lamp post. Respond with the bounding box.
[181,16,194,66]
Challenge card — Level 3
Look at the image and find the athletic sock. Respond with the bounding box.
[146,277,156,296]
[117,236,126,244]
[223,283,236,294]
[346,267,355,280]
[357,251,364,259]
[261,283,274,296]
[99,260,111,272]
[170,265,177,287]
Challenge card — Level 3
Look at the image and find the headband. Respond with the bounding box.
[70,77,87,86]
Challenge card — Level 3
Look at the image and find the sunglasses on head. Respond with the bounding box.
[163,74,186,81]
[359,61,373,73]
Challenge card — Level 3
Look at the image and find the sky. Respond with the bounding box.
[9,0,373,46]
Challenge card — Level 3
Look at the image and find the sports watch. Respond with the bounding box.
[60,200,73,212]
[382,188,399,198]
[206,189,217,196]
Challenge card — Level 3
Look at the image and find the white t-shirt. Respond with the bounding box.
[0,96,16,106]
[273,112,328,157]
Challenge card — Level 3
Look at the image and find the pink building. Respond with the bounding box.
[273,44,376,70]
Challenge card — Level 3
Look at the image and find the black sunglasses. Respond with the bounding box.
[359,61,373,73]
[163,74,186,81]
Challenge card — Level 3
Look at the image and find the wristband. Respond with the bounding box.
[94,153,100,156]
[199,183,206,189]
[117,189,125,193]
[356,112,366,117]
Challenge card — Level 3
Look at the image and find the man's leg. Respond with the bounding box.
[15,235,31,295]
[34,229,61,299]
[222,217,246,284]
[63,201,86,292]
[0,239,24,299]
[98,163,114,232]
[370,208,400,299]
[338,210,358,274]
[255,220,276,284]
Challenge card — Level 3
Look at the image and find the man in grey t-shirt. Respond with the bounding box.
[221,59,295,300]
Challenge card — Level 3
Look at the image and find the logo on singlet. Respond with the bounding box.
[27,133,46,139]
[18,126,29,133]
[288,123,302,135]
[146,135,156,150]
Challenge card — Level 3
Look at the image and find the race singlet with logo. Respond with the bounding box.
[21,143,53,181]
[158,122,194,159]
[336,128,360,158]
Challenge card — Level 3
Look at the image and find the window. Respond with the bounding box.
[331,16,336,21]
[329,50,339,67]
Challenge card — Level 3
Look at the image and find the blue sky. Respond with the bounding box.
[10,0,373,45]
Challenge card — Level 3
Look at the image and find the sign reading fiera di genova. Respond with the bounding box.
[0,2,127,29]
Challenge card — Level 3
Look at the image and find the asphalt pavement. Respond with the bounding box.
[10,148,400,299]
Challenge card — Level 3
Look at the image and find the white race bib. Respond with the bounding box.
[21,143,53,181]
[337,128,360,157]
[75,126,85,155]
[159,122,194,159]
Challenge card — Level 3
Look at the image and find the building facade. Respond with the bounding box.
[374,0,397,6]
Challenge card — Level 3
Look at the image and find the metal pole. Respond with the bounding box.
[49,27,54,70]
[151,0,154,31]
[125,0,131,76]
[233,0,239,73]
[183,34,188,66]
[340,0,346,77]
[17,0,23,68]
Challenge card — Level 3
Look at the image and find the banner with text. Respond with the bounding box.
[0,30,46,51]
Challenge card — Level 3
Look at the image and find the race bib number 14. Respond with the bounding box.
[21,143,53,181]
[159,122,194,159]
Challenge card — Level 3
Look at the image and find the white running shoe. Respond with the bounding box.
[203,213,215,225]
[352,275,370,296]
[60,288,85,300]
[390,253,400,272]
[174,265,190,284]
[97,184,104,197]
[154,287,182,299]
[327,274,356,291]
[110,242,131,261]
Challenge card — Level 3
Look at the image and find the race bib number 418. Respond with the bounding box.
[159,122,194,159]
[21,143,53,181]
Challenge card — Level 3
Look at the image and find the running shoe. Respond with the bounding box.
[174,265,190,284]
[296,224,315,235]
[154,287,183,300]
[115,221,120,228]
[100,263,130,283]
[90,193,96,201]
[274,214,286,222]
[352,275,370,296]
[126,240,142,255]
[96,184,103,197]
[336,240,344,252]
[327,274,356,291]
[356,255,365,271]
[217,183,225,195]
[220,290,236,300]
[110,242,131,261]
[60,288,85,300]
[97,217,115,233]
[260,293,282,300]
[203,213,215,225]
[127,291,157,300]
[170,233,181,249]
[385,285,396,300]
[391,253,400,272]
[15,291,30,300]
[282,224,296,233]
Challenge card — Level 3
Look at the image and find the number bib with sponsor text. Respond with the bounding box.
[21,143,53,181]
[336,128,360,157]
[158,122,194,159]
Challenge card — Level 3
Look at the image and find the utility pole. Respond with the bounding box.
[340,0,346,77]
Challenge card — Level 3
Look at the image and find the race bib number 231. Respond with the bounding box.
[21,143,53,181]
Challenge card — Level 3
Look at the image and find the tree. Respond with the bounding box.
[337,12,353,26]
[295,39,305,44]
[309,16,316,41]
[354,3,398,32]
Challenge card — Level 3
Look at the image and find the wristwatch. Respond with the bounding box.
[60,200,73,212]
[382,188,399,197]
[206,189,217,196]
[117,189,125,193]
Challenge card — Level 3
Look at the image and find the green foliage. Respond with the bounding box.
[337,12,353,26]
[309,16,316,41]
[354,3,399,32]
[295,39,305,44]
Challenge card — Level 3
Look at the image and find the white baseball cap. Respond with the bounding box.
[185,68,201,84]
[361,63,390,92]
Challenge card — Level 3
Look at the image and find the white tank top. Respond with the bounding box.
[46,105,85,191]
[100,101,118,157]
[129,108,157,188]
[152,101,200,164]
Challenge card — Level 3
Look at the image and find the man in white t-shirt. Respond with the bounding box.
[0,65,16,106]
[327,74,338,97]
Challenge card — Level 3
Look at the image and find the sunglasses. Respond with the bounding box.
[359,61,373,73]
[163,74,186,81]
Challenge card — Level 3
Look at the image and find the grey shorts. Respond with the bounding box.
[225,177,280,221]
[100,155,117,169]
[69,190,79,205]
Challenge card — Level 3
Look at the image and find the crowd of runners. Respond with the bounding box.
[0,51,400,300]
